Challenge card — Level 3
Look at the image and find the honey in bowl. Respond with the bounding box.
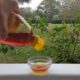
[31,62,49,73]
[28,56,52,75]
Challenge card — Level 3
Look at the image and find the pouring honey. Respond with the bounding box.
[0,14,45,51]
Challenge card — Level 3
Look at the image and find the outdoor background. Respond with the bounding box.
[0,0,80,63]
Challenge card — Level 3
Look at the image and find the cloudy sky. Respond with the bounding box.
[19,0,43,10]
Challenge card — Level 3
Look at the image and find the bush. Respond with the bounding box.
[41,22,80,63]
[0,23,80,63]
[0,14,80,63]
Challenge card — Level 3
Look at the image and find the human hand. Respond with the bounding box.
[0,0,20,39]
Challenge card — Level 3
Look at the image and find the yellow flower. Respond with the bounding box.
[31,35,45,51]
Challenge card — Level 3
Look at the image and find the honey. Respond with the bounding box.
[0,14,45,51]
[0,33,45,51]
[31,63,49,74]
[28,56,52,76]
[0,33,35,46]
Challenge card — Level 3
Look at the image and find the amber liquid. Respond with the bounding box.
[31,63,49,75]
[0,33,35,46]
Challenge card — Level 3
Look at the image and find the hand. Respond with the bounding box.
[0,0,20,39]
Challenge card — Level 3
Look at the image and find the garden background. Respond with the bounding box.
[0,0,80,63]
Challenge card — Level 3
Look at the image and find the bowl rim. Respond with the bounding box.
[28,56,52,66]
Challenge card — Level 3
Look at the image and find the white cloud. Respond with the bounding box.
[19,0,43,10]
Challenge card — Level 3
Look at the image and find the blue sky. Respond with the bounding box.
[19,0,43,10]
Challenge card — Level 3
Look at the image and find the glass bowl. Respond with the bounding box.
[28,56,52,75]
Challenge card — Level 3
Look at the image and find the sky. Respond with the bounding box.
[19,0,43,10]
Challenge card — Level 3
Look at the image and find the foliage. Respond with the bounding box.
[37,0,60,23]
[60,0,80,22]
[26,13,80,63]
[0,44,15,54]
[29,13,80,63]
[27,16,48,32]
[20,7,34,19]
[0,22,80,63]
[19,0,30,3]
[0,0,80,63]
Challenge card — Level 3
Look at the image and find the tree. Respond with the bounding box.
[60,0,80,22]
[18,0,30,3]
[20,7,35,19]
[37,0,60,23]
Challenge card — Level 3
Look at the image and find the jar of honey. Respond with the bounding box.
[0,14,45,51]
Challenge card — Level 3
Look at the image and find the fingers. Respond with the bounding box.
[0,0,20,39]
[8,0,21,33]
[8,13,21,33]
[0,12,8,40]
